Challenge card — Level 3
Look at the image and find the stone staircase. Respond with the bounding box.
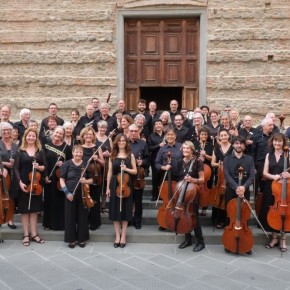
[0,176,268,245]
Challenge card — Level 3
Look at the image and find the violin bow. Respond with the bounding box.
[48,143,68,180]
[120,160,124,212]
[71,129,116,196]
[28,158,36,210]
[106,93,111,103]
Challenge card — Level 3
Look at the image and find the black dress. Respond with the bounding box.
[109,157,133,222]
[43,141,72,230]
[259,152,289,232]
[14,149,47,214]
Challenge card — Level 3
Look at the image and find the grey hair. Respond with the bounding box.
[97,120,108,128]
[19,108,31,119]
[261,117,273,127]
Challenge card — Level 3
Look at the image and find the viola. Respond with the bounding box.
[90,157,102,185]
[27,158,42,196]
[165,159,197,234]
[133,153,145,190]
[81,167,95,209]
[267,146,290,232]
[0,150,14,225]
[208,162,226,210]
[222,166,254,254]
[156,151,177,229]
[116,160,130,212]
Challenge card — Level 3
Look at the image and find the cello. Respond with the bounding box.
[199,164,211,208]
[0,150,14,225]
[267,146,290,233]
[222,166,254,254]
[165,158,197,234]
[156,151,177,229]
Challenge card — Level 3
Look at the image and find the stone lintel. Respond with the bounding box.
[117,0,207,8]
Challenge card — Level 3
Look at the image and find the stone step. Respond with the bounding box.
[0,223,268,245]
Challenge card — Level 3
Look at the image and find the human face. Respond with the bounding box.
[115,112,123,121]
[29,122,38,130]
[73,148,83,161]
[174,116,183,128]
[138,102,146,112]
[210,113,218,123]
[12,128,19,140]
[230,110,238,121]
[201,107,208,115]
[26,131,37,145]
[135,116,144,127]
[181,110,187,119]
[49,105,57,116]
[98,125,107,136]
[154,121,163,132]
[149,102,156,112]
[224,107,231,114]
[92,99,99,109]
[53,128,64,141]
[1,128,12,139]
[219,131,230,143]
[243,117,252,129]
[182,144,193,157]
[86,105,94,117]
[84,130,94,143]
[129,127,139,141]
[193,116,202,125]
[101,106,109,116]
[71,111,79,122]
[48,119,57,130]
[117,137,127,149]
[199,132,208,142]
[161,114,169,124]
[22,112,30,123]
[221,116,230,127]
[65,126,73,137]
[165,131,176,145]
[1,106,10,121]
[233,141,245,154]
[121,118,130,129]
[273,138,283,151]
[263,121,274,134]
[118,100,125,111]
[170,100,178,112]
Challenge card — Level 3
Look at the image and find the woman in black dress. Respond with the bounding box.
[80,127,104,231]
[261,133,290,252]
[60,144,93,248]
[14,128,47,246]
[211,128,233,229]
[106,134,137,248]
[43,126,72,231]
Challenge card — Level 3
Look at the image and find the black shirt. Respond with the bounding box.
[129,139,150,168]
[177,157,204,181]
[238,127,258,155]
[94,115,118,135]
[40,116,64,134]
[147,131,165,161]
[252,131,273,164]
[175,126,190,143]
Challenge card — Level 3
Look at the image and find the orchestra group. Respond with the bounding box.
[0,98,289,255]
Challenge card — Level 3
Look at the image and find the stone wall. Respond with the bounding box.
[0,0,289,126]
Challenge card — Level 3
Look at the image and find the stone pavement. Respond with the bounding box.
[0,240,290,290]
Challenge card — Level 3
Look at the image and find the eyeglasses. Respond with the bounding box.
[129,130,138,132]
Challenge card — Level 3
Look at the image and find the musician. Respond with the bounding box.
[106,134,137,248]
[211,128,233,229]
[174,113,190,143]
[180,108,193,130]
[63,122,75,147]
[220,113,238,139]
[128,124,150,229]
[94,102,118,135]
[148,119,165,201]
[148,101,160,133]
[252,117,275,195]
[12,126,20,146]
[13,108,31,141]
[205,110,221,145]
[14,128,47,246]
[28,120,39,131]
[112,99,131,118]
[0,122,19,229]
[134,114,149,140]
[260,133,290,252]
[80,127,104,231]
[194,127,214,216]
[39,103,64,134]
[96,120,113,214]
[70,109,83,144]
[0,105,13,126]
[160,111,172,132]
[43,126,72,231]
[230,109,242,130]
[79,104,96,131]
[60,144,93,248]
[177,141,205,252]
[200,105,210,125]
[189,112,204,143]
[92,97,100,118]
[169,99,180,122]
[256,112,279,134]
[40,115,58,146]
[120,115,134,138]
[238,115,257,155]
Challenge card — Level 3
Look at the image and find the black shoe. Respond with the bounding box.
[89,226,98,231]
[159,226,166,231]
[79,242,85,248]
[8,223,17,230]
[69,242,75,249]
[178,240,192,249]
[114,242,120,248]
[151,197,157,202]
[135,224,141,230]
[120,243,126,248]
[193,243,205,252]
[246,250,252,255]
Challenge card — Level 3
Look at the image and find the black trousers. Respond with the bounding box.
[64,192,89,243]
[186,202,204,244]
[132,188,143,225]
[255,161,265,193]
[88,184,101,228]
[151,160,161,199]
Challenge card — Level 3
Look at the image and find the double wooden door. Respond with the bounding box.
[124,18,199,111]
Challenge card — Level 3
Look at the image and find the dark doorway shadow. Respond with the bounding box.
[140,87,182,111]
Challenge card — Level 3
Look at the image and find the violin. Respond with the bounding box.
[165,158,197,234]
[222,166,254,254]
[156,151,177,229]
[209,161,226,210]
[267,146,290,232]
[0,150,14,225]
[81,167,95,209]
[133,153,145,190]
[89,149,102,185]
[116,160,131,211]
[27,157,42,196]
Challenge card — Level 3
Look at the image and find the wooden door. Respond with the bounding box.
[124,18,199,111]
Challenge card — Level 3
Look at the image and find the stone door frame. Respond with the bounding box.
[117,8,207,105]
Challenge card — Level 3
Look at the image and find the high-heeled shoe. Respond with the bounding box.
[114,242,120,248]
[280,239,287,252]
[265,238,279,249]
[120,243,126,248]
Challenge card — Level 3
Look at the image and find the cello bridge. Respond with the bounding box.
[234,226,242,230]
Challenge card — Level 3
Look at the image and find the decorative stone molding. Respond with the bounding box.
[117,0,208,8]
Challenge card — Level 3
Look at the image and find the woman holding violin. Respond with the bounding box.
[60,144,93,248]
[14,128,47,246]
[106,134,137,248]
[211,128,233,229]
[80,127,104,231]
[43,126,72,231]
[96,120,113,214]
[0,122,19,229]
[176,141,205,252]
[261,133,290,252]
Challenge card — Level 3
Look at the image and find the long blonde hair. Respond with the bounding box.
[20,128,42,151]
